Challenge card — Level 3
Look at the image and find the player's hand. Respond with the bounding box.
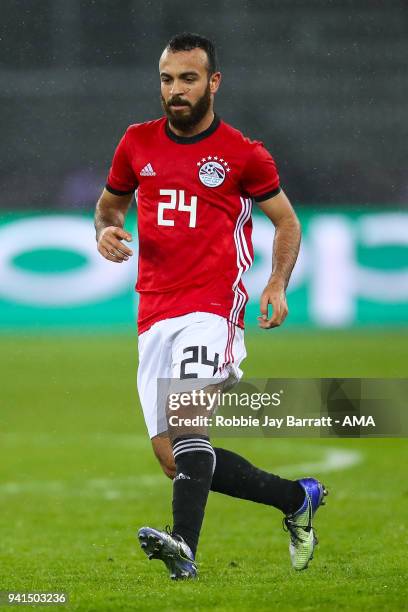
[258,279,288,329]
[97,226,133,263]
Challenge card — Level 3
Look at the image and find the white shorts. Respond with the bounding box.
[137,312,246,438]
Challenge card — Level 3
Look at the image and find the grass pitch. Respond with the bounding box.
[1,330,407,611]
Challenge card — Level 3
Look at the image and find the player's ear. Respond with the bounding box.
[209,72,221,94]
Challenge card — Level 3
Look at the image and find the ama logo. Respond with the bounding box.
[342,415,376,427]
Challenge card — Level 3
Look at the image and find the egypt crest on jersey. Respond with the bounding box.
[106,115,281,333]
[197,156,231,188]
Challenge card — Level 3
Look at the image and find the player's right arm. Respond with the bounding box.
[94,188,134,263]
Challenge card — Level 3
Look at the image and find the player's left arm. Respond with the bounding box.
[257,189,301,329]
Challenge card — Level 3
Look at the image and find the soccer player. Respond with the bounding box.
[94,33,327,580]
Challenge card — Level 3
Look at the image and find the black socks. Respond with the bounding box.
[171,441,305,556]
[210,447,305,515]
[172,436,215,556]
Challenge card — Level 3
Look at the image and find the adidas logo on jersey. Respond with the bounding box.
[140,163,156,176]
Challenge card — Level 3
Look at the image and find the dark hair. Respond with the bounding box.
[166,32,219,75]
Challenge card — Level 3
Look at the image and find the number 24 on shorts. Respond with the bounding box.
[180,345,220,379]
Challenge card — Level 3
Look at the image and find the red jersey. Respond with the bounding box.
[106,115,280,334]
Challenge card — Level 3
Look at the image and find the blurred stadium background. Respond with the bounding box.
[1,2,407,610]
[1,0,407,330]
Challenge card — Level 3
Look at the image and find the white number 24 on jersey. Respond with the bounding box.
[158,189,197,228]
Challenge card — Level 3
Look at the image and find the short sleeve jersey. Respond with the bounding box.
[106,115,281,334]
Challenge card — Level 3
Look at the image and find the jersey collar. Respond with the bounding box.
[165,114,220,144]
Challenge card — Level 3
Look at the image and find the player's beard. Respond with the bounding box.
[161,82,211,132]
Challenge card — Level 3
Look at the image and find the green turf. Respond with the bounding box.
[1,331,407,611]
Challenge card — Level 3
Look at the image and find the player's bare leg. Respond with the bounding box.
[151,433,175,479]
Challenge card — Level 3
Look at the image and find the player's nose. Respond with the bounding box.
[169,79,186,96]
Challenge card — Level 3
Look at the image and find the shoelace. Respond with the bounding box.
[164,525,195,563]
[282,497,313,543]
[282,516,304,543]
[165,525,184,544]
